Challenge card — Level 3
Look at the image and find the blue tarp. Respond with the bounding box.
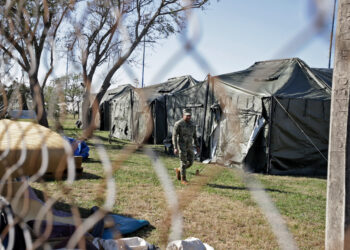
[9,110,36,119]
[102,214,150,239]
[64,137,90,160]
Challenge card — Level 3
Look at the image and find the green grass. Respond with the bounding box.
[33,115,327,249]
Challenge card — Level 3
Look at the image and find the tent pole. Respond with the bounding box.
[130,89,134,141]
[153,102,157,144]
[165,96,168,137]
[208,77,215,160]
[328,0,337,69]
[200,74,211,161]
[266,97,274,173]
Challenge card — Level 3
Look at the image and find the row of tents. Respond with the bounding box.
[96,58,332,175]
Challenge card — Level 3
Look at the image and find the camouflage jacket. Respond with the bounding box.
[172,119,199,151]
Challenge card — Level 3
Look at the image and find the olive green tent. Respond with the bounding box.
[165,58,332,175]
[106,75,201,143]
[99,84,134,133]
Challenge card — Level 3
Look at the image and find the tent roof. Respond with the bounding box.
[101,84,134,104]
[138,75,201,102]
[102,75,201,104]
[311,68,333,88]
[214,58,332,99]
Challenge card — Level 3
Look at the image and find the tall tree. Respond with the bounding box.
[0,0,75,127]
[49,73,83,117]
[68,0,209,131]
[64,73,84,118]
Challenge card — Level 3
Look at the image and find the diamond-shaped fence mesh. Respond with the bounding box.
[0,0,335,249]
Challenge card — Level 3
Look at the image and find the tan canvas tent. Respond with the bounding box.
[0,119,72,178]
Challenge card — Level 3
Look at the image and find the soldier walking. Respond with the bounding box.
[172,108,200,184]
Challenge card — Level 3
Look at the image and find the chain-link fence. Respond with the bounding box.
[0,0,335,249]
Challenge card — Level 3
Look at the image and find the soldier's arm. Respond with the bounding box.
[172,123,179,150]
[193,125,199,148]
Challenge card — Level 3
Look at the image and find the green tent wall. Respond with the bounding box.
[104,58,332,174]
[106,75,201,143]
[164,58,332,174]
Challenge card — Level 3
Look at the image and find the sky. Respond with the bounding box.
[30,0,336,92]
[110,0,336,91]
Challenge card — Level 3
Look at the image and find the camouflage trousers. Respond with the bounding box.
[179,148,194,179]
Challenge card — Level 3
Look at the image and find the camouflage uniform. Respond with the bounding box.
[172,118,199,180]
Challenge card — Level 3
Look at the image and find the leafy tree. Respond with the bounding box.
[59,73,84,117]
[44,79,62,120]
[10,80,32,110]
[45,73,83,120]
[0,80,31,117]
[0,0,75,127]
[68,0,209,131]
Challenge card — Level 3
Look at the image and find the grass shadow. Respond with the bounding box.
[128,224,156,238]
[266,170,327,179]
[102,144,125,150]
[207,183,291,194]
[95,135,129,145]
[283,174,327,180]
[76,172,102,180]
[32,188,92,218]
[42,171,102,182]
[84,158,102,164]
[148,145,172,156]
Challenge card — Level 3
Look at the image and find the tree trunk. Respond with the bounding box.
[29,77,49,128]
[87,74,113,132]
[95,80,110,107]
[81,89,91,129]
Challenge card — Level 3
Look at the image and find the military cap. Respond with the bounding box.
[183,108,192,116]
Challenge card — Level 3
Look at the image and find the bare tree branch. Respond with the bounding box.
[0,43,27,69]
[64,0,209,130]
[42,4,72,89]
[0,0,76,127]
